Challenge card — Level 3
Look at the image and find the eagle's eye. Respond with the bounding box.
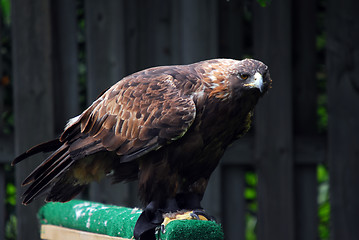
[239,73,249,80]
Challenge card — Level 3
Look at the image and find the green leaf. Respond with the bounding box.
[247,202,258,212]
[244,188,257,200]
[245,172,257,186]
[317,165,329,183]
[0,0,11,25]
[318,224,330,240]
[6,183,16,206]
[5,214,17,240]
[257,0,270,7]
[318,202,330,222]
[245,213,257,240]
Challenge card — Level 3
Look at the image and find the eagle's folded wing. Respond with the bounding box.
[62,73,196,162]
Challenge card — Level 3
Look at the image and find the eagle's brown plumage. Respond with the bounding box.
[13,58,271,236]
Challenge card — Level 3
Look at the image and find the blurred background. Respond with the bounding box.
[1,0,358,239]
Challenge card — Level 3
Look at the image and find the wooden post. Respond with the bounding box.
[122,0,173,71]
[221,166,246,240]
[172,0,218,64]
[51,0,79,134]
[327,0,359,239]
[202,166,222,221]
[140,0,173,68]
[85,0,130,206]
[253,1,294,240]
[0,7,5,238]
[218,0,244,59]
[292,0,318,239]
[85,0,126,99]
[12,1,55,239]
[122,0,139,74]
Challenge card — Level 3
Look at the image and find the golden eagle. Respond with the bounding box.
[13,58,271,239]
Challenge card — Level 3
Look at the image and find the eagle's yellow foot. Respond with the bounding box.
[161,210,213,233]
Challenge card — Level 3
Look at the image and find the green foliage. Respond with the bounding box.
[245,172,257,186]
[244,172,257,201]
[1,110,13,134]
[316,32,326,52]
[317,164,329,183]
[244,188,256,200]
[0,0,10,25]
[256,0,271,7]
[5,214,16,240]
[0,0,13,135]
[245,171,257,240]
[242,167,330,240]
[245,213,257,240]
[6,182,16,206]
[317,104,328,133]
[317,165,330,240]
[317,74,327,134]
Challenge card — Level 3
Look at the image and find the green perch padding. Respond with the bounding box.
[38,200,224,240]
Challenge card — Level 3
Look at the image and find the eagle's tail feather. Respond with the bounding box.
[12,139,62,166]
[22,153,73,205]
[22,144,69,186]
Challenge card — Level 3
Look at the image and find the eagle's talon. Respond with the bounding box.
[191,210,215,221]
[190,212,200,220]
[161,209,214,232]
[160,224,166,234]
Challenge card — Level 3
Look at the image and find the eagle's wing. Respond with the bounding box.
[63,73,196,162]
[13,72,197,204]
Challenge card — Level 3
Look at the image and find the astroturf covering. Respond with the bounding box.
[38,200,224,240]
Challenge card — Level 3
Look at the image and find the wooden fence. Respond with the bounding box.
[1,0,358,239]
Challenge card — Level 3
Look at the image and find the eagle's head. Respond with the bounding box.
[199,58,272,100]
[230,58,272,97]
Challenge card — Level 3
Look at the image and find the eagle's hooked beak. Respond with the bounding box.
[243,72,263,92]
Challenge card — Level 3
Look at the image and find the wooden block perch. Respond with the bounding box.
[38,200,224,240]
[41,225,127,240]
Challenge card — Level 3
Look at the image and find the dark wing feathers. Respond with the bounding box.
[21,144,69,186]
[14,69,197,204]
[12,139,62,165]
[70,73,196,161]
[22,151,72,205]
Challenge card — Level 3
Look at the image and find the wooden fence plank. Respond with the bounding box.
[295,167,318,240]
[85,0,131,206]
[253,0,294,239]
[327,0,359,239]
[172,0,218,64]
[132,0,173,69]
[202,166,222,221]
[51,0,79,134]
[85,0,127,100]
[221,166,246,240]
[122,1,139,74]
[292,1,319,239]
[221,137,253,165]
[12,1,55,239]
[292,0,317,135]
[218,0,244,59]
[0,9,6,239]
